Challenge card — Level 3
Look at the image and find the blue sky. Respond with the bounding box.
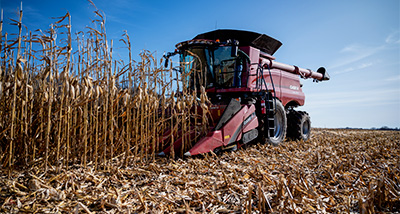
[1,0,399,128]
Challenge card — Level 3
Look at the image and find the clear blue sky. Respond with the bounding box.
[1,0,399,128]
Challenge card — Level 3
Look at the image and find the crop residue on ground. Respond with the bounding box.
[1,129,399,213]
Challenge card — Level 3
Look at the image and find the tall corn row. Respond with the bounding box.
[0,5,210,172]
[9,5,23,175]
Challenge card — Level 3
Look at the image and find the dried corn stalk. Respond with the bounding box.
[0,4,210,171]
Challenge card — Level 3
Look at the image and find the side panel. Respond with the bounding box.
[258,56,304,106]
[262,68,282,99]
[240,46,282,96]
[233,46,304,107]
[279,71,305,106]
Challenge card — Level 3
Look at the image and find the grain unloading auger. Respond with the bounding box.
[160,29,329,157]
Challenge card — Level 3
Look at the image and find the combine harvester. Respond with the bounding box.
[161,29,329,156]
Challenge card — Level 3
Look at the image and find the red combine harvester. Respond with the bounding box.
[161,29,329,156]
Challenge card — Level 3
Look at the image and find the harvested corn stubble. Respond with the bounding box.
[1,129,399,213]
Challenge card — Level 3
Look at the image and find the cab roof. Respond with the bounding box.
[193,29,282,55]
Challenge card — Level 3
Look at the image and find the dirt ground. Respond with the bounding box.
[1,128,399,213]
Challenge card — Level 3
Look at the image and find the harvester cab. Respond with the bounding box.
[161,29,329,156]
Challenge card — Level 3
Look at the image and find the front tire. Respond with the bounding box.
[287,110,311,141]
[267,99,287,146]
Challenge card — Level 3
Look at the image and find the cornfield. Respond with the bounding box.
[1,4,399,214]
[0,4,210,173]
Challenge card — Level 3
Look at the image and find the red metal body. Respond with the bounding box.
[205,45,311,107]
[160,101,258,156]
[185,103,258,156]
[160,29,329,156]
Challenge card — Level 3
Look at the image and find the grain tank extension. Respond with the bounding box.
[161,29,329,156]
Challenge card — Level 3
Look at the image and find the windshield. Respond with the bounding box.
[179,46,213,89]
[214,46,237,87]
[180,45,247,89]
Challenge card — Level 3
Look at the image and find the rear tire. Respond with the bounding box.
[266,99,287,146]
[287,110,311,141]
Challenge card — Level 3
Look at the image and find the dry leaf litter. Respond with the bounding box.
[1,129,399,213]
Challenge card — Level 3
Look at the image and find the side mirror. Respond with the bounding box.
[164,57,169,68]
[163,51,178,68]
[231,40,239,57]
[231,45,238,57]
